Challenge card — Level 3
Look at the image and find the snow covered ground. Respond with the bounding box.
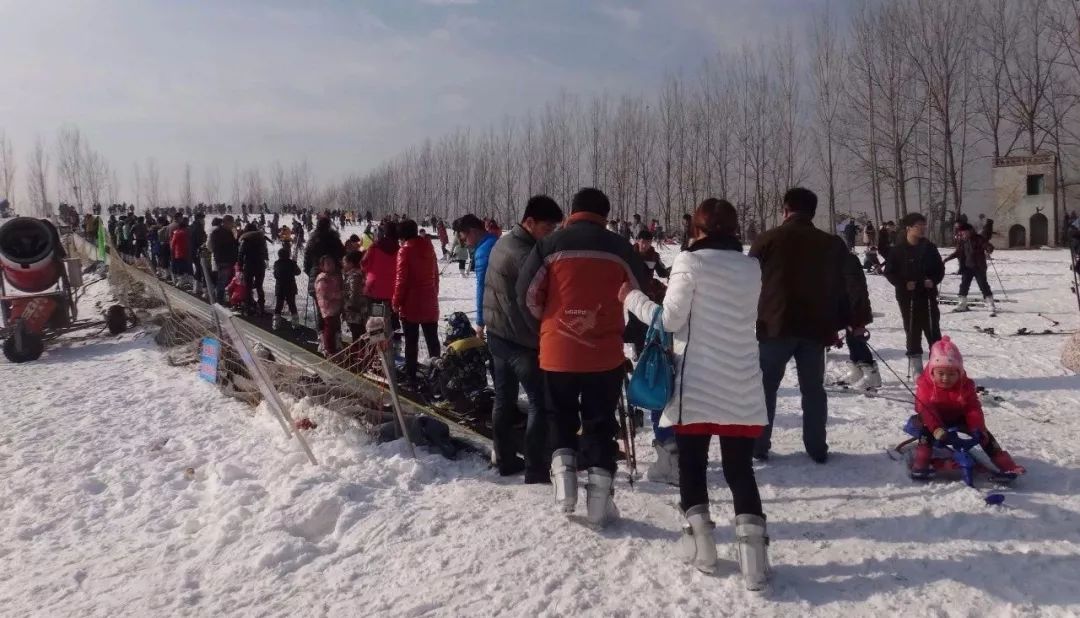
[2,236,1080,617]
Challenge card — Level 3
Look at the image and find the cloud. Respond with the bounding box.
[419,0,479,5]
[598,5,642,31]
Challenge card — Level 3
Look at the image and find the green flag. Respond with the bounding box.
[97,218,107,260]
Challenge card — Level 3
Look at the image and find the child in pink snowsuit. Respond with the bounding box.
[910,336,1025,478]
[315,255,344,357]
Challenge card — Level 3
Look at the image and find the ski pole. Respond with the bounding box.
[988,257,1009,302]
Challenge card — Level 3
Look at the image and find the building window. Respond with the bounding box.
[1027,174,1045,195]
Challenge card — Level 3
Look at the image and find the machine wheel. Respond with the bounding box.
[3,332,44,363]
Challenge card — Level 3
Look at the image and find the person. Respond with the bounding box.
[517,187,649,528]
[170,218,195,289]
[225,266,248,312]
[749,187,847,463]
[839,250,880,390]
[843,218,857,251]
[630,213,643,239]
[345,234,362,254]
[862,244,881,274]
[304,217,346,328]
[482,196,565,480]
[189,213,208,296]
[393,219,441,384]
[292,219,306,258]
[877,222,894,271]
[455,214,497,341]
[156,216,172,279]
[437,220,450,258]
[238,222,269,315]
[361,221,399,328]
[883,212,945,377]
[909,336,1025,479]
[618,198,770,589]
[944,223,996,314]
[485,218,503,238]
[342,250,371,342]
[272,247,301,330]
[314,255,344,356]
[622,229,677,484]
[279,223,293,256]
[451,234,469,277]
[208,215,239,304]
[132,216,149,259]
[680,213,694,251]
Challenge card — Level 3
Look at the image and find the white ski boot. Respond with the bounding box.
[550,449,578,514]
[678,504,717,574]
[907,354,924,378]
[986,296,997,314]
[841,361,863,385]
[952,296,970,313]
[734,514,771,592]
[646,439,680,486]
[852,362,881,390]
[585,467,618,528]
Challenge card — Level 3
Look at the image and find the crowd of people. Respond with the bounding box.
[75,186,1038,592]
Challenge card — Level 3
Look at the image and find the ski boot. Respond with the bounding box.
[272,314,284,330]
[678,504,717,574]
[986,296,997,315]
[585,467,618,528]
[646,439,680,486]
[289,313,299,330]
[952,296,970,313]
[990,450,1026,475]
[734,514,771,592]
[841,361,863,385]
[907,354,924,378]
[550,449,578,514]
[852,362,881,390]
[909,443,935,480]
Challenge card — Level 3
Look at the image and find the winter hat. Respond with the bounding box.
[928,336,964,374]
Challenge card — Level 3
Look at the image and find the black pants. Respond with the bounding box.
[245,268,266,311]
[958,268,993,298]
[489,334,547,474]
[274,293,297,315]
[897,293,941,356]
[347,321,365,341]
[543,368,623,473]
[402,320,440,381]
[678,434,763,516]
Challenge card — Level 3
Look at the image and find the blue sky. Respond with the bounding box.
[1,0,825,196]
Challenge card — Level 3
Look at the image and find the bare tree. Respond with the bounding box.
[1002,0,1063,155]
[203,165,221,206]
[55,125,85,210]
[145,157,162,210]
[26,136,51,217]
[180,162,194,208]
[811,9,845,231]
[0,130,15,208]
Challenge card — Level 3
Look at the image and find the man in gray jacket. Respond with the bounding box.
[483,195,564,481]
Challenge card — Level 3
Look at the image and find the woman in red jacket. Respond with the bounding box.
[170,218,194,288]
[392,219,441,383]
[361,221,400,328]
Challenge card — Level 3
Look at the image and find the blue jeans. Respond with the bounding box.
[488,334,547,474]
[755,337,829,460]
[846,331,873,364]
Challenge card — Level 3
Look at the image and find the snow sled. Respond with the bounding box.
[893,415,1019,487]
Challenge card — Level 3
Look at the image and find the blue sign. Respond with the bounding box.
[198,337,221,383]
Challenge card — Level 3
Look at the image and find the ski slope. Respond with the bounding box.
[2,240,1079,617]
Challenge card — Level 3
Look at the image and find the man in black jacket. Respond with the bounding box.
[238,223,269,314]
[483,195,564,481]
[208,215,239,304]
[303,217,345,328]
[749,187,847,464]
[883,212,945,376]
[189,213,208,297]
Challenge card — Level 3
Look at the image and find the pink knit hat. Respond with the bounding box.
[928,336,964,374]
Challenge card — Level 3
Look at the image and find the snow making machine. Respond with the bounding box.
[0,217,82,362]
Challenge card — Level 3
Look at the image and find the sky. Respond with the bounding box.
[0,0,826,202]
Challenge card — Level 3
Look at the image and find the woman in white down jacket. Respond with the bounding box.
[618,198,770,591]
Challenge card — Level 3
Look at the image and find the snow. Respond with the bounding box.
[3,238,1080,617]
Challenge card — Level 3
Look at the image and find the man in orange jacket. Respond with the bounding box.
[517,187,649,527]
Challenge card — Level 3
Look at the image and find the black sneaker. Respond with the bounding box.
[497,456,526,477]
[524,469,551,485]
[753,451,769,462]
[810,452,829,464]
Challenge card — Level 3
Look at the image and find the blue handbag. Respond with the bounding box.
[626,307,675,411]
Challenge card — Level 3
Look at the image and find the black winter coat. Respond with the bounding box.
[208,226,239,266]
[273,258,301,297]
[842,252,873,328]
[303,230,345,276]
[238,230,269,272]
[883,238,945,300]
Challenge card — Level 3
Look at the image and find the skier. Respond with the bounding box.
[943,223,996,314]
[437,220,450,258]
[884,212,945,377]
[451,234,469,277]
[909,336,1025,479]
[843,218,857,252]
[517,187,649,528]
[392,219,441,385]
[622,229,677,484]
[272,247,300,330]
[618,198,770,589]
[839,251,880,389]
[877,221,894,271]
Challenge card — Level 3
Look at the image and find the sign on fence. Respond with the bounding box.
[198,337,221,383]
